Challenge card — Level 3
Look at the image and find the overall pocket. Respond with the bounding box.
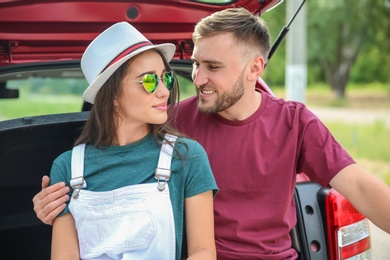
[74,198,157,253]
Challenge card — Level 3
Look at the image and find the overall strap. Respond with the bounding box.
[70,143,87,198]
[155,134,177,191]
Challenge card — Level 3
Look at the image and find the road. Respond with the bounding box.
[311,107,390,127]
[369,221,390,260]
[311,107,390,259]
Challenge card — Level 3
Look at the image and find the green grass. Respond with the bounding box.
[324,120,390,186]
[324,121,389,162]
[384,174,390,186]
[0,93,83,119]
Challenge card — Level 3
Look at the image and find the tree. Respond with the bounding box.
[308,0,390,98]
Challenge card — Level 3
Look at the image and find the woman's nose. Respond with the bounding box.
[156,79,170,97]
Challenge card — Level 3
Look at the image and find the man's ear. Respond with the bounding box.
[247,56,265,82]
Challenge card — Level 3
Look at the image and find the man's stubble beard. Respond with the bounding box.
[197,71,245,114]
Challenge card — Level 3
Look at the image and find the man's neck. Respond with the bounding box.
[217,90,262,121]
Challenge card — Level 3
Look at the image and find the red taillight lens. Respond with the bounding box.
[326,188,371,260]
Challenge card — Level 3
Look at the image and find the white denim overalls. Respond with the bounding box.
[69,134,177,260]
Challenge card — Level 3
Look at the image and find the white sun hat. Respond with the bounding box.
[81,21,176,104]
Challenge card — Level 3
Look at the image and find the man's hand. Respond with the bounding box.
[32,175,70,225]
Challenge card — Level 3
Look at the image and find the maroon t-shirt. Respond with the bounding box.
[172,91,354,259]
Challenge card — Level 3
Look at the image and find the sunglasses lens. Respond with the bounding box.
[142,74,158,93]
[163,72,174,90]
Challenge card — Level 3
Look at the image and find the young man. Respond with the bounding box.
[33,7,390,259]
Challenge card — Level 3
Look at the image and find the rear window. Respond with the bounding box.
[0,65,196,121]
[0,68,87,121]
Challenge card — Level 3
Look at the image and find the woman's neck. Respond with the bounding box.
[113,122,150,146]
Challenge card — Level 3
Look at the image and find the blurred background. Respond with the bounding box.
[261,1,390,258]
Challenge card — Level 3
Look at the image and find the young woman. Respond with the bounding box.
[50,22,218,260]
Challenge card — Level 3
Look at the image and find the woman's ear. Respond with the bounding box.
[247,56,265,82]
[113,96,120,109]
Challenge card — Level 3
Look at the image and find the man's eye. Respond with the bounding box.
[192,62,199,68]
[209,65,220,70]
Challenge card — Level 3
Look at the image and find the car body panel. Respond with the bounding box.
[0,0,282,64]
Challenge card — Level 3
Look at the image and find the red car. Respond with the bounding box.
[0,1,370,259]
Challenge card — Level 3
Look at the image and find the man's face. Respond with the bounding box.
[191,33,247,114]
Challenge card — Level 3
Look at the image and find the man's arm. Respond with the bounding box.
[32,175,70,225]
[330,163,390,233]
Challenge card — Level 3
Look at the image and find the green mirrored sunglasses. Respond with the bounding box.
[139,71,175,94]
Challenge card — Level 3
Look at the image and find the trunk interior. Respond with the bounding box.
[0,112,88,258]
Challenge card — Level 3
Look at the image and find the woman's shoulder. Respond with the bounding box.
[53,144,90,166]
[174,136,206,155]
[176,136,202,147]
[53,149,73,164]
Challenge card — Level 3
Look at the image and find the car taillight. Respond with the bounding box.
[326,188,371,260]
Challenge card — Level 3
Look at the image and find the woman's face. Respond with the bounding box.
[114,50,171,128]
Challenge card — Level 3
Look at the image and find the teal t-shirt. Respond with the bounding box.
[50,133,218,259]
